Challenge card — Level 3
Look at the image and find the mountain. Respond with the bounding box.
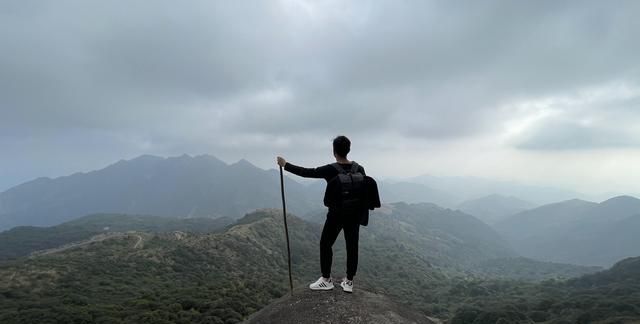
[0,209,452,323]
[0,209,606,323]
[287,176,458,208]
[494,198,598,240]
[374,203,515,268]
[591,195,640,222]
[571,256,640,287]
[449,257,640,323]
[284,203,599,281]
[302,202,516,270]
[457,194,536,224]
[378,181,458,207]
[0,210,319,324]
[0,154,319,230]
[495,196,640,266]
[0,213,233,261]
[409,174,586,205]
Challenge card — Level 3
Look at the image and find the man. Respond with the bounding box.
[276,135,365,293]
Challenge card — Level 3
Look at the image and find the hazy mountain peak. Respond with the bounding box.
[610,256,640,276]
[0,155,317,230]
[457,194,536,224]
[230,158,259,169]
[459,194,534,207]
[600,195,640,205]
[128,154,165,162]
[408,174,586,205]
[167,153,192,160]
[496,195,640,267]
[547,198,595,208]
[233,209,281,225]
[194,154,227,163]
[108,154,164,170]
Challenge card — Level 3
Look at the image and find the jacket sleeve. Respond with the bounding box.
[284,162,328,179]
[365,177,381,210]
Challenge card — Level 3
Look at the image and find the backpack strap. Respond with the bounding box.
[331,163,347,174]
[332,162,359,174]
[350,161,359,174]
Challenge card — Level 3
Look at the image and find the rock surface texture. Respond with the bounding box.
[244,286,436,324]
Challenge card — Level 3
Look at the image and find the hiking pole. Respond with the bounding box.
[279,166,294,296]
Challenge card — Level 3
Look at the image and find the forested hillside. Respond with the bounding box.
[0,214,233,261]
[0,208,615,323]
[448,257,640,323]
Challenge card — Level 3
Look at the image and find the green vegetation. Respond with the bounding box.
[446,257,640,323]
[0,214,232,261]
[0,211,313,324]
[475,257,602,282]
[0,207,636,323]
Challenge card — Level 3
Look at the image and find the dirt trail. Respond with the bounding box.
[133,234,144,249]
[8,271,16,283]
[31,232,144,257]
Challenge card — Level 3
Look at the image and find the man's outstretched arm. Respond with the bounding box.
[277,156,327,179]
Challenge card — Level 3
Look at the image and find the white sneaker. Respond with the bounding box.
[340,278,353,293]
[309,277,333,290]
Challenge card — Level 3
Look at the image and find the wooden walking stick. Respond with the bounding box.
[279,166,294,296]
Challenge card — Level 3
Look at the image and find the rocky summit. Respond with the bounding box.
[243,286,437,324]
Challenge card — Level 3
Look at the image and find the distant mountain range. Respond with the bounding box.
[457,194,536,224]
[0,203,515,271]
[1,153,638,272]
[495,196,640,266]
[0,153,601,231]
[408,174,588,206]
[0,154,534,230]
[0,154,320,230]
[0,213,233,261]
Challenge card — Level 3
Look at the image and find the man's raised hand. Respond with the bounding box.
[277,156,287,168]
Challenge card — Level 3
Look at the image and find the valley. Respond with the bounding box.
[0,155,638,323]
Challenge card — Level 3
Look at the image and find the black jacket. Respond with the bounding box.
[284,162,381,226]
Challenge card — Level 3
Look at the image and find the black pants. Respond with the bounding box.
[320,211,360,280]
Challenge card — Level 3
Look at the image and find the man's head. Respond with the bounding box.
[333,135,351,159]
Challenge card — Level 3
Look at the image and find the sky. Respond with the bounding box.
[1,0,640,195]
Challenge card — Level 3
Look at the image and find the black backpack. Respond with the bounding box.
[323,162,365,212]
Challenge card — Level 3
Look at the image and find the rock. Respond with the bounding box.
[243,286,436,324]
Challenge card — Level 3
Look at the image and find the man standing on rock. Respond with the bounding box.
[277,135,370,293]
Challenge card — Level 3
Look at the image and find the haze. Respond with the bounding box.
[1,1,639,196]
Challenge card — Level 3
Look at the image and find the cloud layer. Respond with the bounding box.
[1,0,640,194]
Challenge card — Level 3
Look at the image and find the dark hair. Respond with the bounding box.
[333,135,351,158]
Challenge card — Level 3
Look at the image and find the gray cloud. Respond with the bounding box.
[511,84,640,150]
[515,120,639,150]
[1,0,640,191]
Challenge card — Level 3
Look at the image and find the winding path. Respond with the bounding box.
[8,271,16,283]
[31,232,144,257]
[133,234,144,249]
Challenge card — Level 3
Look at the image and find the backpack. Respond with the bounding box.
[323,162,366,212]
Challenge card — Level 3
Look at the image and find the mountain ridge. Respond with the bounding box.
[457,194,536,224]
[0,209,618,323]
[0,154,318,230]
[495,196,640,266]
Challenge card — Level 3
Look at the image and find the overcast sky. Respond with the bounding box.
[1,0,639,195]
